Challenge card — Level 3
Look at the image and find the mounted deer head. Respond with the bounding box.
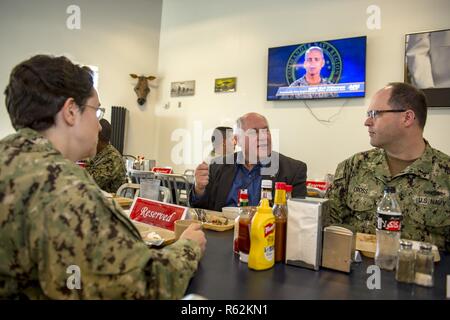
[130,74,156,105]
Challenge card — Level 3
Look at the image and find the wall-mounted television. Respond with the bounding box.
[267,36,367,101]
[404,28,450,108]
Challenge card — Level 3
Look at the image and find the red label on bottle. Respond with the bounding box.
[377,212,402,231]
[264,223,275,237]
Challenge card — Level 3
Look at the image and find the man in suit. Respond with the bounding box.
[191,112,307,211]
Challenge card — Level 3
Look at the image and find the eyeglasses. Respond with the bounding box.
[82,104,105,120]
[366,109,407,119]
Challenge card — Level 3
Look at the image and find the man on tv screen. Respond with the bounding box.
[284,46,337,99]
[289,46,332,86]
[269,36,366,101]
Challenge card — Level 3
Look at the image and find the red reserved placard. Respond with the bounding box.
[152,167,173,174]
[306,180,328,191]
[129,197,187,231]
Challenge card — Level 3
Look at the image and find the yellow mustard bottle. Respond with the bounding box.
[248,198,275,270]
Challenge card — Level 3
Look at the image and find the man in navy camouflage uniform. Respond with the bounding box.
[326,82,450,252]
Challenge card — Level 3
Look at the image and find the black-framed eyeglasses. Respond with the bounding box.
[82,104,105,120]
[366,109,407,119]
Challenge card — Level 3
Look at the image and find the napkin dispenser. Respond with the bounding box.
[286,197,329,271]
[321,226,355,273]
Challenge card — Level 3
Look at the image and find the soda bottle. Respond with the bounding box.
[375,186,403,271]
[237,189,251,263]
[248,198,275,270]
[273,182,287,263]
[260,179,273,207]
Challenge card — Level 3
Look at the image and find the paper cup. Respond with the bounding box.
[174,219,202,239]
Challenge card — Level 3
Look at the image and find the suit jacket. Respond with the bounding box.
[191,151,307,211]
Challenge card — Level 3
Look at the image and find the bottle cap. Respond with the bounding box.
[400,240,413,248]
[384,186,396,193]
[275,182,286,190]
[257,198,273,215]
[285,185,293,193]
[419,242,432,251]
[261,180,272,188]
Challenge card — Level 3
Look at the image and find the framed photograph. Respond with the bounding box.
[171,80,195,97]
[214,77,237,93]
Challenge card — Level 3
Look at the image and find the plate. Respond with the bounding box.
[203,211,234,231]
[356,232,441,262]
[132,220,176,246]
[189,208,235,231]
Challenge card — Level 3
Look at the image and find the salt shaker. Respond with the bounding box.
[414,242,434,287]
[395,240,415,283]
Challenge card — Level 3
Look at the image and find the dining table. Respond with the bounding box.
[186,229,449,300]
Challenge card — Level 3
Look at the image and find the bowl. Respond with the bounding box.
[221,207,240,220]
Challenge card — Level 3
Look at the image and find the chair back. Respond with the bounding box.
[116,182,172,203]
[116,183,140,199]
[159,186,173,203]
[155,173,193,206]
[129,169,156,184]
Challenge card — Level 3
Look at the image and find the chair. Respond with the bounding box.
[116,183,172,203]
[183,169,195,184]
[129,169,156,184]
[122,154,136,160]
[116,183,140,199]
[155,173,193,206]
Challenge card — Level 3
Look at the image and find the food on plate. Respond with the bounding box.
[205,214,229,226]
[144,231,164,246]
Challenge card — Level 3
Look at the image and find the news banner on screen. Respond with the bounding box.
[267,36,367,100]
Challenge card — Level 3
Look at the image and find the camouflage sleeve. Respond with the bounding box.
[325,159,352,226]
[86,153,126,193]
[109,153,127,193]
[30,180,201,299]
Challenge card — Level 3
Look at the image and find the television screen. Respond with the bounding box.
[404,29,450,107]
[267,36,367,101]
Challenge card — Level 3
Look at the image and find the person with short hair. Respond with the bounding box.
[85,119,127,193]
[326,82,450,252]
[191,112,307,211]
[0,54,206,299]
[290,46,332,86]
[288,46,337,99]
[206,126,236,162]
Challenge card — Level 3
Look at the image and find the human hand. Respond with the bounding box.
[194,162,209,197]
[180,223,206,254]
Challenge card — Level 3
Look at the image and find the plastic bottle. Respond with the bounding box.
[248,198,275,270]
[260,179,273,207]
[238,190,251,263]
[273,182,287,263]
[375,186,403,271]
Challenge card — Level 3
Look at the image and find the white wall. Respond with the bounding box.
[1,0,449,180]
[155,0,450,179]
[0,0,162,159]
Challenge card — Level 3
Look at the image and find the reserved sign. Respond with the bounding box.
[152,167,173,174]
[306,180,328,191]
[129,197,187,231]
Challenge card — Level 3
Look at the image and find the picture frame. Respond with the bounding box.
[171,80,195,97]
[214,77,237,93]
